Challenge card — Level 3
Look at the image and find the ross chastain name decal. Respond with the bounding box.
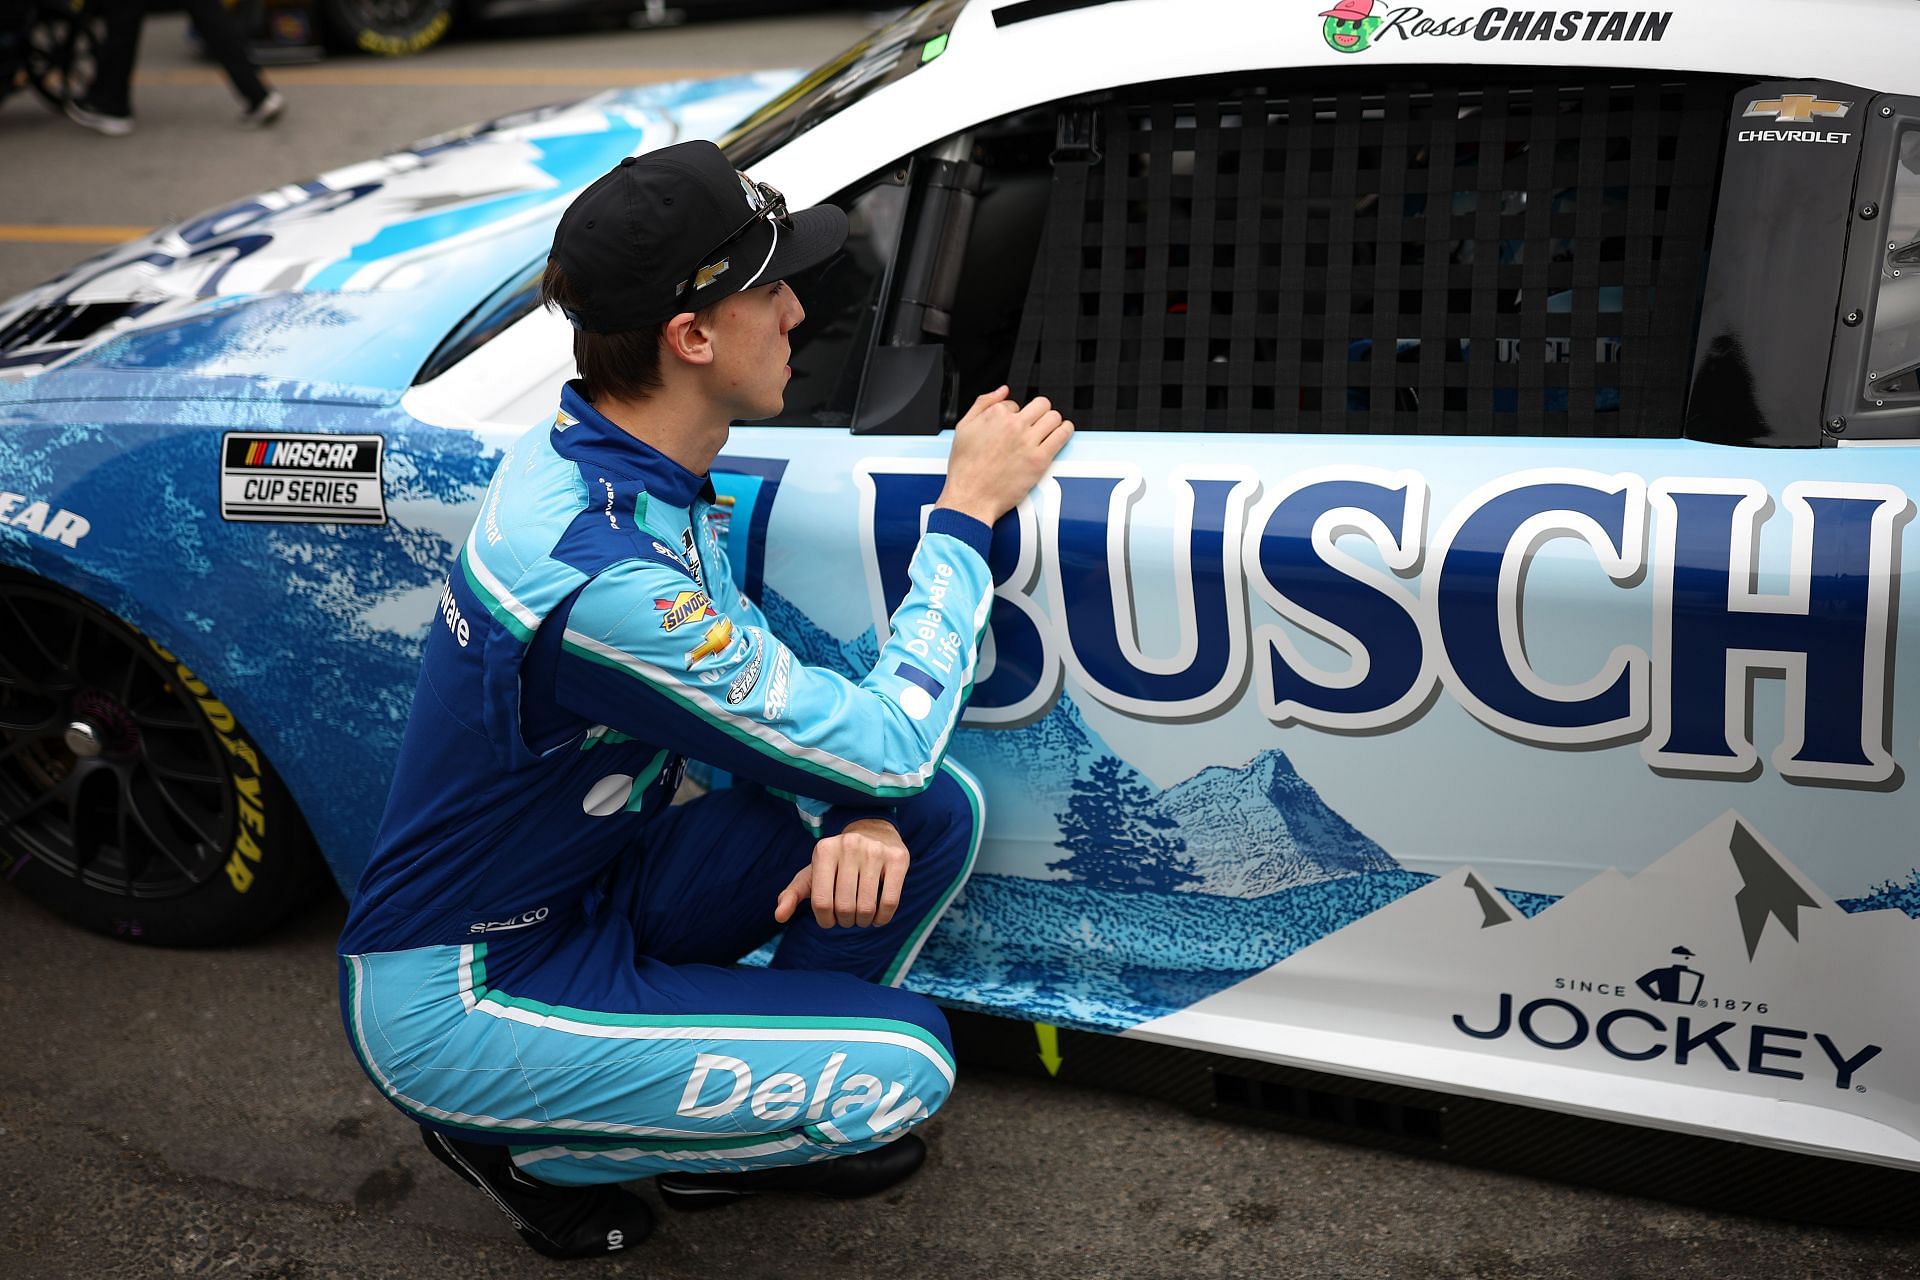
[859,463,1908,785]
[1318,1,1670,54]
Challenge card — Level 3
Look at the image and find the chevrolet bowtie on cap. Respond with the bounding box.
[549,139,849,333]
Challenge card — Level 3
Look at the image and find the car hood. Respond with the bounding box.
[0,71,799,407]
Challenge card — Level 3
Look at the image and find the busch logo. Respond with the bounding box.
[859,464,1908,786]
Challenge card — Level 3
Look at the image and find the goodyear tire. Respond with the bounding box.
[323,0,454,57]
[0,574,321,945]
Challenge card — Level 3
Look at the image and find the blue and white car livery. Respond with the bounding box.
[5,0,1920,1193]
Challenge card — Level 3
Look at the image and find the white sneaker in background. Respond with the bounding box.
[240,91,285,129]
[65,99,133,137]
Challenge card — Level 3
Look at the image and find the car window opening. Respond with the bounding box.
[983,71,1733,438]
[1863,125,1920,405]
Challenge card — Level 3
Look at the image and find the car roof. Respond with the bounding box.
[760,0,1920,202]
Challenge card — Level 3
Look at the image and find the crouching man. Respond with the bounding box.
[337,140,1073,1259]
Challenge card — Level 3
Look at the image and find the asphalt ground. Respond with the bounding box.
[3,11,1920,1279]
[6,887,1920,1280]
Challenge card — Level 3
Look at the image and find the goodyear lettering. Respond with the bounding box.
[1452,993,1882,1089]
[0,491,90,546]
[356,7,449,55]
[147,639,266,894]
[216,730,261,776]
[196,691,237,734]
[858,464,1908,782]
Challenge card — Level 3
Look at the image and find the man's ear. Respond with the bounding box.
[661,309,716,368]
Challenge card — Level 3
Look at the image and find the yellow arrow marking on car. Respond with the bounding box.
[133,66,752,88]
[1035,1022,1063,1076]
[0,225,151,244]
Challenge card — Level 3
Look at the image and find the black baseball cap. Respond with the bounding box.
[549,140,848,333]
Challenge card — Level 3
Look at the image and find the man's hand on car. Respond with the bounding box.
[774,818,911,928]
[936,385,1075,526]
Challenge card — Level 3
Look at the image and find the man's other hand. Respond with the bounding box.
[774,819,910,929]
[935,385,1074,528]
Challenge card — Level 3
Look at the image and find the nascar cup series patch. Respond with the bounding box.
[220,432,387,525]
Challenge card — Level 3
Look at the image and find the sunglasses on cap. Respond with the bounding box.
[676,176,792,302]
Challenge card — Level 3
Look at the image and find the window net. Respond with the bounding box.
[1008,72,1732,436]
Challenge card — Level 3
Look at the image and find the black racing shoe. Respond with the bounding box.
[420,1126,654,1259]
[655,1134,927,1212]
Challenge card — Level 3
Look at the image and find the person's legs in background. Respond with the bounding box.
[182,0,282,124]
[66,0,143,134]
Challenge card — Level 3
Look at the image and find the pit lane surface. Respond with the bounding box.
[4,889,1918,1279]
[3,13,1920,1277]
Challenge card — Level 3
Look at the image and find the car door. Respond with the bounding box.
[723,60,1920,1128]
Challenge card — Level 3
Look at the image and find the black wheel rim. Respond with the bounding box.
[0,582,234,900]
[26,10,102,112]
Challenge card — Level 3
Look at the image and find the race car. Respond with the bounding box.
[236,0,851,61]
[5,0,1920,1222]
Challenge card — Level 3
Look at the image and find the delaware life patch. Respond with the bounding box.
[220,433,387,525]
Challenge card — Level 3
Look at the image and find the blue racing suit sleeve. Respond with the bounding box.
[550,510,994,807]
[696,521,892,836]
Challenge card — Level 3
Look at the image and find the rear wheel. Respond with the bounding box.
[0,575,321,945]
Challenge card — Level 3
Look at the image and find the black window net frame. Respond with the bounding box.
[1008,69,1735,437]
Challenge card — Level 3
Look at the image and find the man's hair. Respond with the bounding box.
[540,258,666,403]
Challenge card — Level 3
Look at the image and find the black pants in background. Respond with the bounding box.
[89,0,267,117]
